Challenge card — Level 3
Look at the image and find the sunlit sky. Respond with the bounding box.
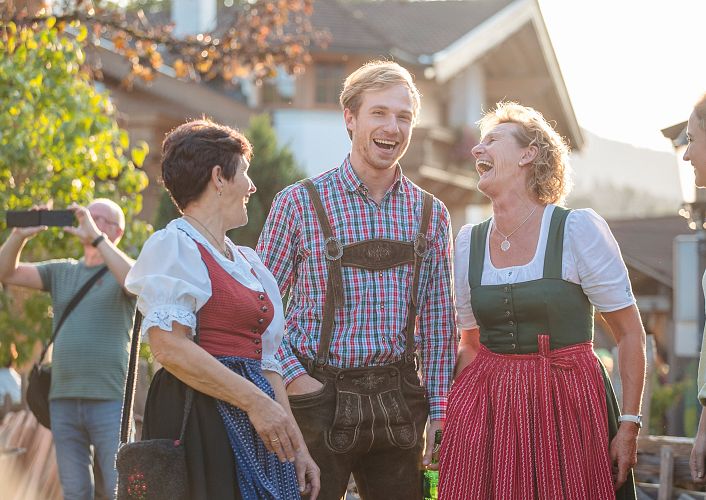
[538,0,705,153]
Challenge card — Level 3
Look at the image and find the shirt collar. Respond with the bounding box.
[338,155,406,196]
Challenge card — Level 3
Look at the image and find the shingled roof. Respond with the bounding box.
[608,215,693,287]
[310,0,516,61]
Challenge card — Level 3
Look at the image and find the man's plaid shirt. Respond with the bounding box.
[256,157,456,420]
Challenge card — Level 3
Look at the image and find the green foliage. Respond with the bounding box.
[153,114,305,249]
[230,114,306,248]
[153,190,180,231]
[649,376,692,435]
[4,1,323,86]
[0,23,151,364]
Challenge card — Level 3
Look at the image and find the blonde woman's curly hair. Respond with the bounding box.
[478,101,572,205]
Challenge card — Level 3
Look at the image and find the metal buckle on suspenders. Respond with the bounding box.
[314,356,328,370]
[324,236,344,261]
[302,356,325,374]
[413,233,429,258]
[404,352,420,372]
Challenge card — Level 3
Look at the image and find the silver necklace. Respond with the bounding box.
[183,214,232,260]
[494,205,538,252]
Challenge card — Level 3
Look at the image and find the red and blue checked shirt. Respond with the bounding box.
[256,157,456,420]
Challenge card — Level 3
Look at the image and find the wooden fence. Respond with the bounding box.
[2,412,706,499]
[0,410,61,500]
[636,435,706,499]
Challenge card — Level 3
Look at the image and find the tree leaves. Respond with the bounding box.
[130,140,149,167]
[228,114,305,247]
[2,0,329,85]
[0,25,152,364]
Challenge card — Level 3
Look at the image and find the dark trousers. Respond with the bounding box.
[289,360,429,500]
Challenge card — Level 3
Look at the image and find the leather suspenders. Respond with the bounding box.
[301,179,434,370]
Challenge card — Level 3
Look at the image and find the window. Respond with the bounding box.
[262,69,296,105]
[315,64,345,105]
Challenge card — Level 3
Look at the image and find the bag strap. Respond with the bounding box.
[37,265,109,364]
[119,312,197,445]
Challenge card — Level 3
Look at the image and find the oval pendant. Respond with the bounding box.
[500,239,511,252]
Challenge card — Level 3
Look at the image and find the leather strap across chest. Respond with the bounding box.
[301,179,434,369]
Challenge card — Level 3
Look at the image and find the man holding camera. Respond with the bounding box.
[0,199,135,500]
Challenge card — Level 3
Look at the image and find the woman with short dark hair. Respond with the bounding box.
[126,119,319,499]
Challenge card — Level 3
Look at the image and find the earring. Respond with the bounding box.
[217,190,222,197]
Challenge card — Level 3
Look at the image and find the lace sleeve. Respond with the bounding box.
[125,223,212,339]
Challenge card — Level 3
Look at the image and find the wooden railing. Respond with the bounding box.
[637,435,706,499]
[1,413,705,500]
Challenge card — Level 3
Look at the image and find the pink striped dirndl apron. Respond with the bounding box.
[439,335,615,499]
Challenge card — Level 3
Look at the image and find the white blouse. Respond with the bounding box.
[454,205,635,330]
[125,218,285,375]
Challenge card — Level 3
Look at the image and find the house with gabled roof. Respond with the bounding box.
[100,0,582,227]
[261,0,583,227]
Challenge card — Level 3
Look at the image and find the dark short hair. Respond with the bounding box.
[161,119,253,211]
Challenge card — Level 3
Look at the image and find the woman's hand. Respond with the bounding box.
[262,370,319,497]
[609,423,638,490]
[294,445,320,499]
[454,328,480,379]
[690,410,706,482]
[691,430,706,482]
[601,305,645,491]
[245,393,301,463]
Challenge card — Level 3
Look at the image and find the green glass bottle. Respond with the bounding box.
[422,429,442,500]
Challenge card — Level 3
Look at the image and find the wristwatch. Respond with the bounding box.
[91,233,106,247]
[618,414,642,428]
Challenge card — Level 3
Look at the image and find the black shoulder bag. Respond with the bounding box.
[115,312,196,500]
[26,265,109,428]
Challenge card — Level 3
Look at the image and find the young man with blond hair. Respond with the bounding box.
[257,60,456,499]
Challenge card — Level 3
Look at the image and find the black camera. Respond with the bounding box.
[6,210,76,228]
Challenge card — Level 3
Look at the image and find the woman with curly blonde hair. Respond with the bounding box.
[438,102,645,499]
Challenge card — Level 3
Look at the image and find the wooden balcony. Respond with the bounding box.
[402,125,488,226]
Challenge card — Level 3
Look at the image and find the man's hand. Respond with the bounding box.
[63,203,101,245]
[609,422,638,490]
[286,374,324,397]
[12,225,47,241]
[11,205,49,241]
[422,419,444,470]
